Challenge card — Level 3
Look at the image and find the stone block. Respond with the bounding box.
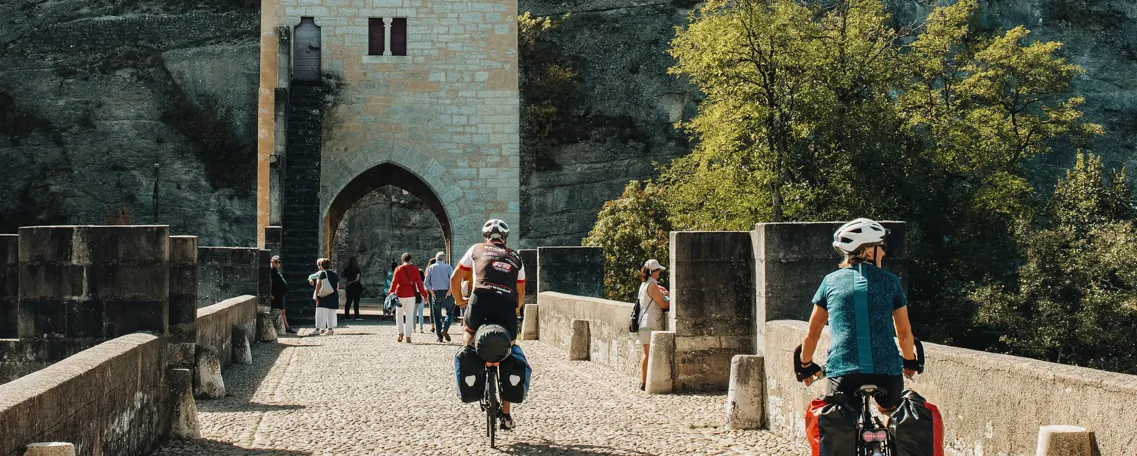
[537,247,603,298]
[645,330,675,394]
[104,300,168,337]
[83,226,169,263]
[23,442,75,456]
[168,368,200,439]
[257,307,278,342]
[1036,426,1094,456]
[19,265,87,299]
[0,234,17,338]
[569,319,589,361]
[17,226,75,264]
[518,249,537,303]
[725,355,765,430]
[231,324,252,365]
[520,304,538,340]
[89,265,169,300]
[194,346,226,399]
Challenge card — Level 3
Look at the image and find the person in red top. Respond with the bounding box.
[389,252,427,344]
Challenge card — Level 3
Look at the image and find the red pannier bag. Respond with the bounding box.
[888,390,945,456]
[805,394,858,456]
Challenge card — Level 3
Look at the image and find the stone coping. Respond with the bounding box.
[197,295,258,319]
[0,333,158,407]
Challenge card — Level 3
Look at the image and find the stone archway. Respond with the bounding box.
[323,163,452,261]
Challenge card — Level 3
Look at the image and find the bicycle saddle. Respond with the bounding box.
[859,385,884,396]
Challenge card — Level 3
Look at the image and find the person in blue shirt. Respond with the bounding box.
[798,218,919,413]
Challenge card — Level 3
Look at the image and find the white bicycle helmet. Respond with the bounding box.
[482,219,510,243]
[832,218,888,255]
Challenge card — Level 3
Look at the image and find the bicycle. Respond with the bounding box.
[794,340,925,456]
[480,360,502,448]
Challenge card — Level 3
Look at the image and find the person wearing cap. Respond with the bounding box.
[269,255,296,334]
[636,259,669,391]
[424,251,456,342]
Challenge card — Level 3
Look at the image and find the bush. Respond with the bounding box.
[582,181,672,302]
[972,153,1137,373]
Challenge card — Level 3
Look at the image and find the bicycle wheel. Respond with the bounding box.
[486,369,498,447]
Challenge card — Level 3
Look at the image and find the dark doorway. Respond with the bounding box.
[293,17,321,82]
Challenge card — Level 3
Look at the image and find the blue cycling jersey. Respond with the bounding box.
[812,263,908,377]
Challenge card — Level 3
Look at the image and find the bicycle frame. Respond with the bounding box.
[855,388,891,456]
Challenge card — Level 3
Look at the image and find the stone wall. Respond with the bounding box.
[0,333,170,456]
[519,249,537,304]
[0,339,101,385]
[763,320,1137,456]
[0,235,16,338]
[752,222,906,354]
[536,247,603,298]
[536,292,641,379]
[168,236,198,369]
[197,247,269,308]
[668,231,755,392]
[196,295,257,369]
[18,225,170,339]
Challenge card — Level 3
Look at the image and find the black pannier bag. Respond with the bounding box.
[888,390,945,456]
[498,345,532,403]
[454,346,486,403]
[805,393,859,456]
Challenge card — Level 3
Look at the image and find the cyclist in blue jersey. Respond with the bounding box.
[797,218,919,413]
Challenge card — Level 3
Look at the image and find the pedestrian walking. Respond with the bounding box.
[389,253,426,344]
[269,255,297,334]
[313,258,341,336]
[426,258,437,333]
[636,259,669,391]
[383,261,398,317]
[424,252,456,343]
[343,257,363,321]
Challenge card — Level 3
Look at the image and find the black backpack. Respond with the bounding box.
[629,286,642,333]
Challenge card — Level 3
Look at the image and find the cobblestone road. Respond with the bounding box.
[151,321,806,456]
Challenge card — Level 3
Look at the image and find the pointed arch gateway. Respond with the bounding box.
[324,163,452,261]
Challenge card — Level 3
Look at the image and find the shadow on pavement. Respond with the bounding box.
[501,440,656,456]
[154,439,312,455]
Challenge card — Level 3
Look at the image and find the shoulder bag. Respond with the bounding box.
[403,266,423,304]
[316,271,335,298]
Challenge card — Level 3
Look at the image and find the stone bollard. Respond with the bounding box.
[194,346,226,399]
[23,442,74,456]
[725,355,765,430]
[1036,425,1094,456]
[257,307,278,342]
[569,319,590,361]
[232,324,253,365]
[270,308,285,335]
[645,330,675,394]
[520,304,539,340]
[168,368,200,439]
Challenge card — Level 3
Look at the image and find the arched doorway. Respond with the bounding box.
[325,163,452,262]
[293,17,321,82]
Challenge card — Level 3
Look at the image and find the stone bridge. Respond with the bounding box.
[1,224,1135,456]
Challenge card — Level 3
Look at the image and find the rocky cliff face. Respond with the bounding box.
[0,0,1133,251]
[0,1,260,246]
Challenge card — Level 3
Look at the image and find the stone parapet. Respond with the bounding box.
[537,292,641,379]
[0,333,169,456]
[195,296,257,369]
[197,247,269,309]
[168,237,198,350]
[763,320,1135,455]
[518,249,537,304]
[0,235,16,339]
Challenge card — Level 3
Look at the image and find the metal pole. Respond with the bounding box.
[153,162,160,224]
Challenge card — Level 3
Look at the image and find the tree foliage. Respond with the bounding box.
[973,154,1137,373]
[654,0,1104,349]
[582,181,672,302]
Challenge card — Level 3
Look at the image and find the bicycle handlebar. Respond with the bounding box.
[793,339,927,384]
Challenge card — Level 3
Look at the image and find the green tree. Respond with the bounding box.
[895,0,1103,345]
[664,0,905,228]
[972,154,1137,373]
[583,181,672,302]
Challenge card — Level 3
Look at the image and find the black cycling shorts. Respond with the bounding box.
[826,373,904,410]
[463,291,519,340]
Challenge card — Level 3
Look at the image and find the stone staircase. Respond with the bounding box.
[281,82,324,323]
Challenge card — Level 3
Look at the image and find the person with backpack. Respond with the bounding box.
[635,259,669,391]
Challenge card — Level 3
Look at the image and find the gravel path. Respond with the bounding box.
[151,321,807,456]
